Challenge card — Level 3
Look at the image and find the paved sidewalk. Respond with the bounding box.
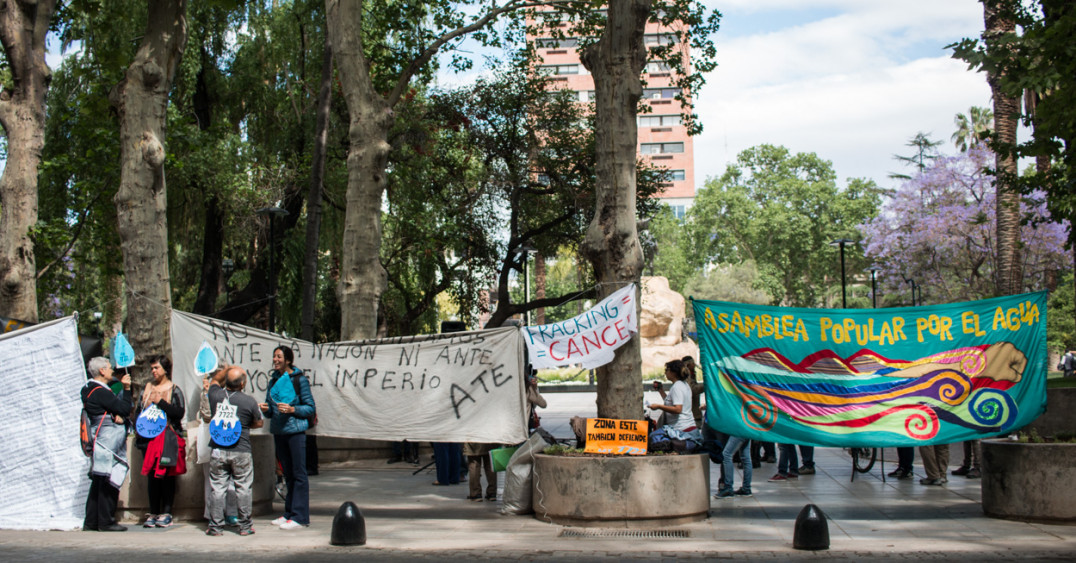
[1,391,1073,561]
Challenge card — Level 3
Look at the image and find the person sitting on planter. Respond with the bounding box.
[647,359,701,452]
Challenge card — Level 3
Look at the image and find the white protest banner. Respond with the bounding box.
[0,316,90,530]
[521,283,638,369]
[170,311,528,443]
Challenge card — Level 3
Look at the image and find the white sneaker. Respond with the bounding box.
[279,519,306,530]
[270,516,288,526]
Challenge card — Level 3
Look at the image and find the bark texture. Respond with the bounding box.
[580,0,650,420]
[327,0,391,340]
[0,0,57,323]
[983,0,1023,296]
[111,0,187,383]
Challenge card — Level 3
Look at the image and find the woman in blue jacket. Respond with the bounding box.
[259,346,316,530]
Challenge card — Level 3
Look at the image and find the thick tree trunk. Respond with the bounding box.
[111,0,187,384]
[580,1,650,420]
[0,0,57,323]
[983,0,1022,296]
[535,251,547,325]
[192,195,223,315]
[301,38,333,341]
[327,0,390,340]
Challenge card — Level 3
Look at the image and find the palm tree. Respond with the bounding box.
[952,106,994,152]
[982,0,1022,296]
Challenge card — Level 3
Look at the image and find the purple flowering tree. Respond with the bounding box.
[861,145,1071,304]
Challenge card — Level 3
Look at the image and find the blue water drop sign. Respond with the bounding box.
[136,405,167,438]
[210,418,242,447]
[113,333,135,368]
[194,341,219,376]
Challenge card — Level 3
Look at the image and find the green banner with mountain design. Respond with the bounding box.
[692,292,1047,447]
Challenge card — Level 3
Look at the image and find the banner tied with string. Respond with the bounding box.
[521,283,638,369]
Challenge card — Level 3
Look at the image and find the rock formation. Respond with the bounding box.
[639,276,698,375]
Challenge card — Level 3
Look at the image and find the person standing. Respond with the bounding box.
[134,355,186,528]
[206,366,263,536]
[82,357,132,532]
[888,447,915,479]
[1062,349,1075,378]
[260,346,316,530]
[919,443,949,486]
[951,440,982,479]
[463,442,497,501]
[716,434,753,498]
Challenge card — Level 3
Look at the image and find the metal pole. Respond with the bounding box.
[524,256,531,326]
[871,269,877,308]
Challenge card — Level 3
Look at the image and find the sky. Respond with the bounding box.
[693,0,992,189]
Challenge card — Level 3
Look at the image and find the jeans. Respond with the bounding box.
[208,449,254,532]
[275,432,310,525]
[897,446,914,471]
[432,442,462,484]
[721,436,751,491]
[798,445,815,469]
[778,444,799,475]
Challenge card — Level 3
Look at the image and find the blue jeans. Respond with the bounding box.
[721,436,751,491]
[799,445,815,469]
[778,444,799,475]
[275,432,310,525]
[432,442,462,484]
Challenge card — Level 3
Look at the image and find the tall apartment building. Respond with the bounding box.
[529,10,697,219]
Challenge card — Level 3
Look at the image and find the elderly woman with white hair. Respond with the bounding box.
[81,356,132,532]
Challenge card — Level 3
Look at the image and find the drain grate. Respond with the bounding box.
[558,528,691,539]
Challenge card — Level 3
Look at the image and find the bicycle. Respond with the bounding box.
[846,446,878,482]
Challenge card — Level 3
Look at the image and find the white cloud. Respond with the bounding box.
[691,0,992,189]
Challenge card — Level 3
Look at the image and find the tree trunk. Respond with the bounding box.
[301,37,333,341]
[0,0,57,323]
[327,0,390,340]
[192,195,223,315]
[110,0,187,384]
[983,0,1022,296]
[580,0,650,420]
[535,250,547,325]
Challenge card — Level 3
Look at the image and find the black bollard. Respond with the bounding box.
[330,501,366,546]
[793,503,829,550]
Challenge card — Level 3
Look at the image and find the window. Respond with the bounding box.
[539,64,580,76]
[638,114,682,127]
[670,205,686,219]
[535,37,579,49]
[640,142,684,154]
[645,61,672,74]
[577,90,596,102]
[667,169,686,181]
[643,88,678,99]
[644,33,677,46]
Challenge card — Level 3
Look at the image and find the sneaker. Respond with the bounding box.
[485,494,497,501]
[768,474,788,482]
[142,514,157,528]
[714,488,735,499]
[206,528,223,536]
[239,528,255,536]
[279,519,306,530]
[155,514,173,528]
[798,466,815,475]
[887,468,904,477]
[920,477,946,486]
[897,469,913,480]
[965,468,981,479]
[734,487,753,496]
[951,466,970,476]
[225,515,239,527]
[467,495,483,502]
[271,516,288,526]
[787,473,799,479]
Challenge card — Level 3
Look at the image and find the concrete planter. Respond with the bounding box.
[981,439,1076,522]
[532,453,710,527]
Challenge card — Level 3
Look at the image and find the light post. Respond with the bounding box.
[256,206,289,334]
[902,276,919,307]
[870,269,877,308]
[830,238,854,308]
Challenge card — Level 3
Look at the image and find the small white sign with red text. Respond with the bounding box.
[521,284,638,370]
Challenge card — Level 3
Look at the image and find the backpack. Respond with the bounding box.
[79,386,102,456]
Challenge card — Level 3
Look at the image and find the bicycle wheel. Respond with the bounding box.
[853,447,876,473]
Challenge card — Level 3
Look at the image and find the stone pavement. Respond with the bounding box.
[1,391,1073,561]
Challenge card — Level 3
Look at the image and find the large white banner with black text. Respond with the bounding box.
[0,316,89,530]
[171,311,528,444]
